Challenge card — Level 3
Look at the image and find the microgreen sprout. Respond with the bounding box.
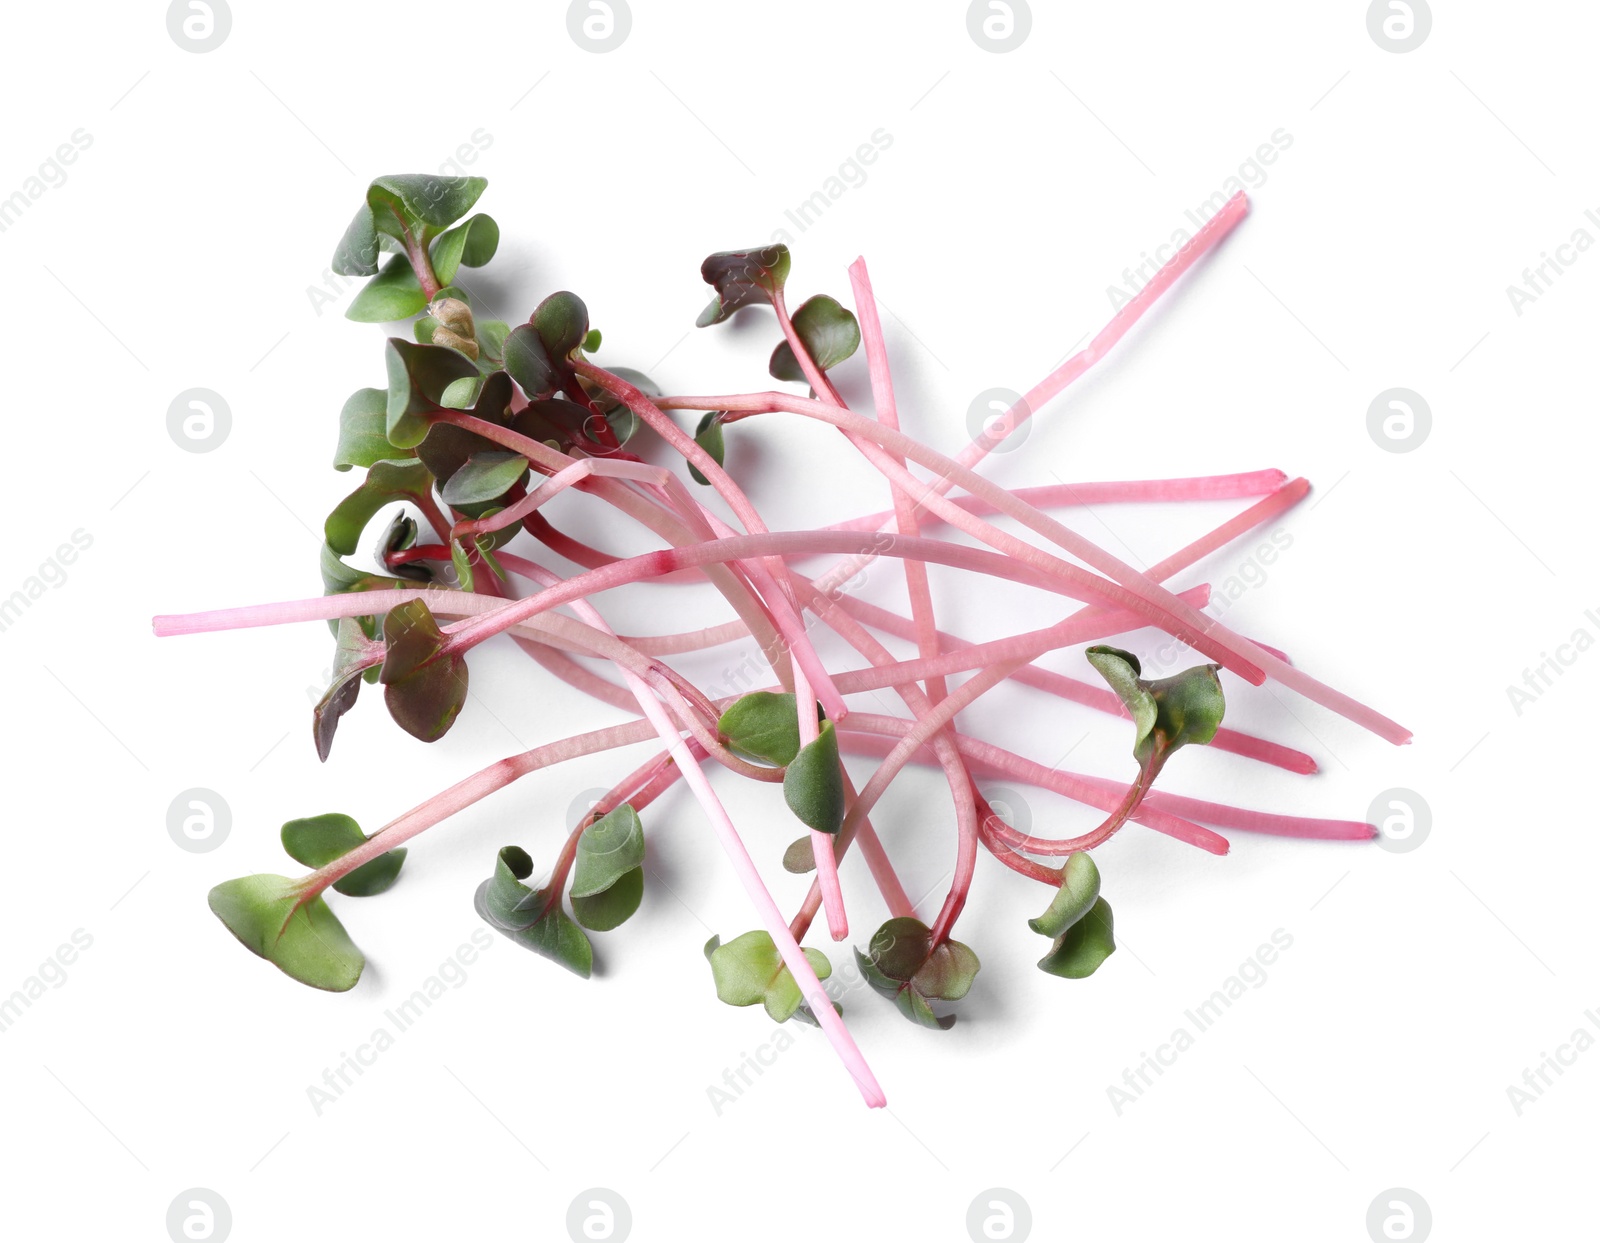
[153,175,1410,1108]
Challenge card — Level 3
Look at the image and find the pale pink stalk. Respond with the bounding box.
[497,552,882,1103]
[821,471,1289,534]
[304,717,675,892]
[619,649,885,1106]
[801,193,1252,599]
[152,531,1073,640]
[569,363,849,724]
[836,720,1230,856]
[664,390,1269,680]
[956,193,1254,477]
[663,393,1412,744]
[433,409,796,690]
[782,579,980,943]
[848,256,947,706]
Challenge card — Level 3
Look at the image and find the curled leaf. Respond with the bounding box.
[696,245,790,327]
[571,805,646,897]
[1028,852,1100,938]
[474,846,592,978]
[313,617,381,761]
[1086,645,1225,767]
[324,459,435,557]
[1036,897,1117,979]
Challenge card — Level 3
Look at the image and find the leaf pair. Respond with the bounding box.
[475,846,593,978]
[281,813,407,897]
[473,806,647,978]
[769,294,860,383]
[717,692,846,835]
[1085,646,1226,772]
[855,917,980,1030]
[333,175,498,322]
[568,805,646,932]
[1029,852,1116,979]
[705,931,833,1025]
[696,246,790,327]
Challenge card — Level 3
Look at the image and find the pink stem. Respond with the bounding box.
[821,471,1289,533]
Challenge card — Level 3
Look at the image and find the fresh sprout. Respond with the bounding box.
[153,175,1408,1108]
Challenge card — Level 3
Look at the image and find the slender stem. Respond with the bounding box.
[398,218,442,301]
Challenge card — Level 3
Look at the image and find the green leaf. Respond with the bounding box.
[581,328,602,352]
[571,804,646,898]
[704,931,831,1024]
[717,691,800,766]
[366,174,487,241]
[571,868,643,932]
[580,364,656,446]
[385,338,480,449]
[696,245,791,326]
[313,617,380,762]
[377,512,432,582]
[450,540,474,592]
[1028,852,1101,938]
[332,203,383,277]
[346,254,427,323]
[854,917,980,1030]
[476,319,510,373]
[1037,897,1117,979]
[440,451,527,506]
[1143,665,1227,754]
[531,291,589,359]
[208,874,364,992]
[782,836,816,874]
[504,323,557,399]
[379,598,468,743]
[1086,646,1226,767]
[474,846,592,978]
[324,459,435,557]
[334,387,411,472]
[440,375,483,409]
[769,294,861,382]
[688,411,726,486]
[415,371,514,487]
[430,213,499,284]
[280,812,406,897]
[1085,646,1157,745]
[784,721,845,835]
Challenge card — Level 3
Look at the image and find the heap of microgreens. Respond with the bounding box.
[154,175,1409,1108]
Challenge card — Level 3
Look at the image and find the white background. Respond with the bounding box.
[2,1,1594,1240]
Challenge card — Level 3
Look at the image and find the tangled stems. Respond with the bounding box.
[155,174,1417,1106]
